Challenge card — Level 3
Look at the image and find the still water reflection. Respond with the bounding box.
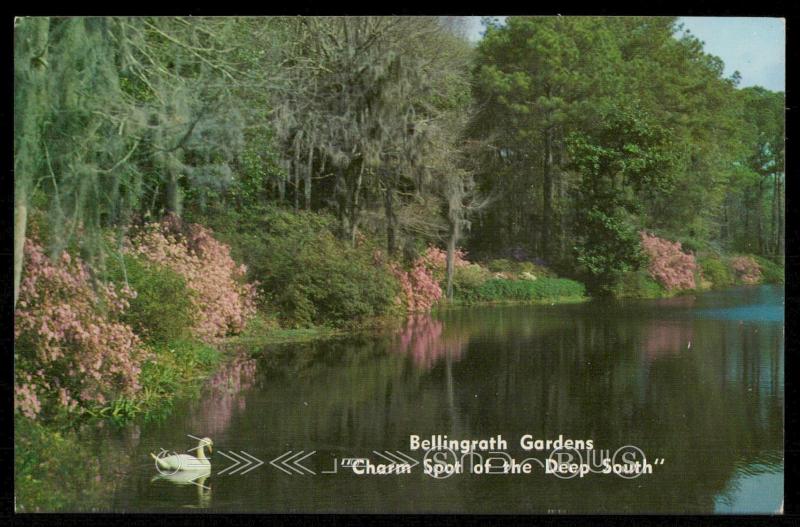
[93,285,783,513]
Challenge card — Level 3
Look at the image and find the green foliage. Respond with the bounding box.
[698,254,734,289]
[274,238,400,327]
[752,255,784,284]
[460,277,586,303]
[566,105,675,291]
[609,269,667,299]
[674,236,708,255]
[451,263,493,299]
[15,418,99,511]
[487,259,514,272]
[104,253,195,343]
[134,339,222,421]
[573,205,647,291]
[218,206,401,327]
[82,397,142,423]
[487,258,554,277]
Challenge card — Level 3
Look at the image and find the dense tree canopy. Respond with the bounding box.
[14,15,784,305]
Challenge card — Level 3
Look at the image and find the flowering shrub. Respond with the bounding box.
[15,239,148,419]
[640,232,697,291]
[128,216,258,343]
[417,246,469,283]
[389,255,443,313]
[731,256,762,285]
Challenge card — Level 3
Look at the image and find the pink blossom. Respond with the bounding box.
[731,256,762,284]
[640,232,697,291]
[127,216,258,343]
[387,246,448,312]
[15,238,148,418]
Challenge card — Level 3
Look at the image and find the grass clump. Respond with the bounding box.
[459,277,586,304]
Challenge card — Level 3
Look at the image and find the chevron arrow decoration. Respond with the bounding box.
[218,450,265,475]
[372,450,419,468]
[269,450,317,475]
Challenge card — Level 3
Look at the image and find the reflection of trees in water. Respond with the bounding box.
[254,307,782,512]
[443,314,784,513]
[392,315,468,370]
[97,291,783,513]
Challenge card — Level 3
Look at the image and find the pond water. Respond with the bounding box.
[89,285,783,513]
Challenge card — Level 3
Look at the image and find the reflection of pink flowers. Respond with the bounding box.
[193,356,258,437]
[393,315,467,370]
[642,321,693,363]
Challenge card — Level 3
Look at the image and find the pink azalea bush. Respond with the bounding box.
[15,238,148,419]
[731,256,762,284]
[383,246,446,313]
[127,216,258,343]
[417,246,469,281]
[389,260,442,313]
[640,232,697,291]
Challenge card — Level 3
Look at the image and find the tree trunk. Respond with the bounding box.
[349,162,363,247]
[446,219,460,301]
[304,140,314,210]
[384,183,397,256]
[277,167,286,203]
[166,176,179,216]
[13,17,51,309]
[542,127,554,261]
[777,176,784,259]
[159,133,182,216]
[771,174,781,256]
[756,180,765,254]
[293,133,302,211]
[336,168,349,238]
[293,162,300,211]
[14,185,28,309]
[165,161,182,217]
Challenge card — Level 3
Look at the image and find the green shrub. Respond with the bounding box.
[753,255,784,284]
[452,263,493,299]
[105,254,195,343]
[487,259,514,272]
[698,254,734,289]
[236,207,400,327]
[467,277,586,303]
[676,236,707,254]
[609,269,666,298]
[486,259,554,278]
[516,261,554,277]
[187,205,401,327]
